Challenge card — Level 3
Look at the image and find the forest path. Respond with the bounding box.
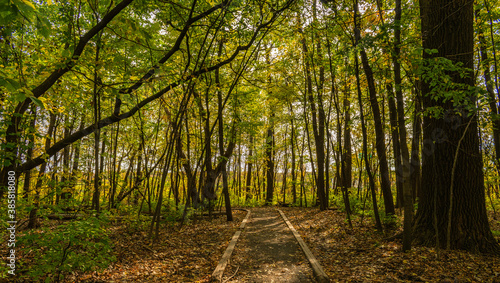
[219,207,317,282]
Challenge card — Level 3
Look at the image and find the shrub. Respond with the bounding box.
[18,215,115,282]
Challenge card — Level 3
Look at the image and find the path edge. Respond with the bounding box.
[211,209,251,282]
[278,209,330,283]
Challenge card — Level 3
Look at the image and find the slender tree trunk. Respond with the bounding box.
[109,121,120,209]
[410,90,422,201]
[22,107,36,199]
[59,116,74,203]
[476,8,500,170]
[387,84,403,208]
[395,10,411,252]
[70,118,84,190]
[342,92,352,197]
[300,21,327,210]
[282,126,289,204]
[245,135,253,201]
[265,112,275,205]
[354,0,395,215]
[28,112,56,228]
[484,0,500,101]
[92,34,102,213]
[290,105,297,204]
[354,0,383,231]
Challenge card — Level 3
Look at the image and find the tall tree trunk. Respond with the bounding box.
[476,8,500,170]
[28,112,56,228]
[245,135,253,201]
[70,118,84,190]
[216,41,233,220]
[414,0,500,254]
[22,107,36,199]
[410,90,422,201]
[237,140,242,201]
[387,84,403,208]
[265,112,275,205]
[109,121,120,209]
[282,126,289,204]
[300,11,327,210]
[342,92,352,197]
[59,116,73,203]
[354,0,395,215]
[484,0,500,101]
[354,0,383,231]
[92,34,102,213]
[290,104,297,204]
[391,0,413,251]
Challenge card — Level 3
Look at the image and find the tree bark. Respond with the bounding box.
[265,112,275,205]
[245,135,253,201]
[410,91,421,201]
[414,0,500,254]
[475,8,500,171]
[354,0,382,231]
[290,104,297,204]
[22,107,36,199]
[354,1,395,215]
[28,112,56,229]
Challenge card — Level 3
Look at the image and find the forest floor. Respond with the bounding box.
[65,209,248,283]
[8,207,500,282]
[280,207,500,282]
[221,207,316,282]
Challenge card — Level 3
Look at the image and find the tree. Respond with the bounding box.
[353,0,395,216]
[413,0,500,254]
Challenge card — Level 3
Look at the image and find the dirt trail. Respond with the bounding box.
[222,207,316,283]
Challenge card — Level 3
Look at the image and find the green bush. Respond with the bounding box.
[330,189,364,214]
[18,216,115,282]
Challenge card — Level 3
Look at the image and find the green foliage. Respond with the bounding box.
[242,197,265,208]
[380,212,399,228]
[330,189,364,215]
[417,53,485,118]
[18,215,115,282]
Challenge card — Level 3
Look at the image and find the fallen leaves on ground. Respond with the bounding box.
[280,207,500,282]
[58,210,245,282]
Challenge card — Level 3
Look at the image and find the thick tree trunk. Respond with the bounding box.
[414,0,500,254]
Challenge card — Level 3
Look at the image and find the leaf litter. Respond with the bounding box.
[280,207,500,283]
